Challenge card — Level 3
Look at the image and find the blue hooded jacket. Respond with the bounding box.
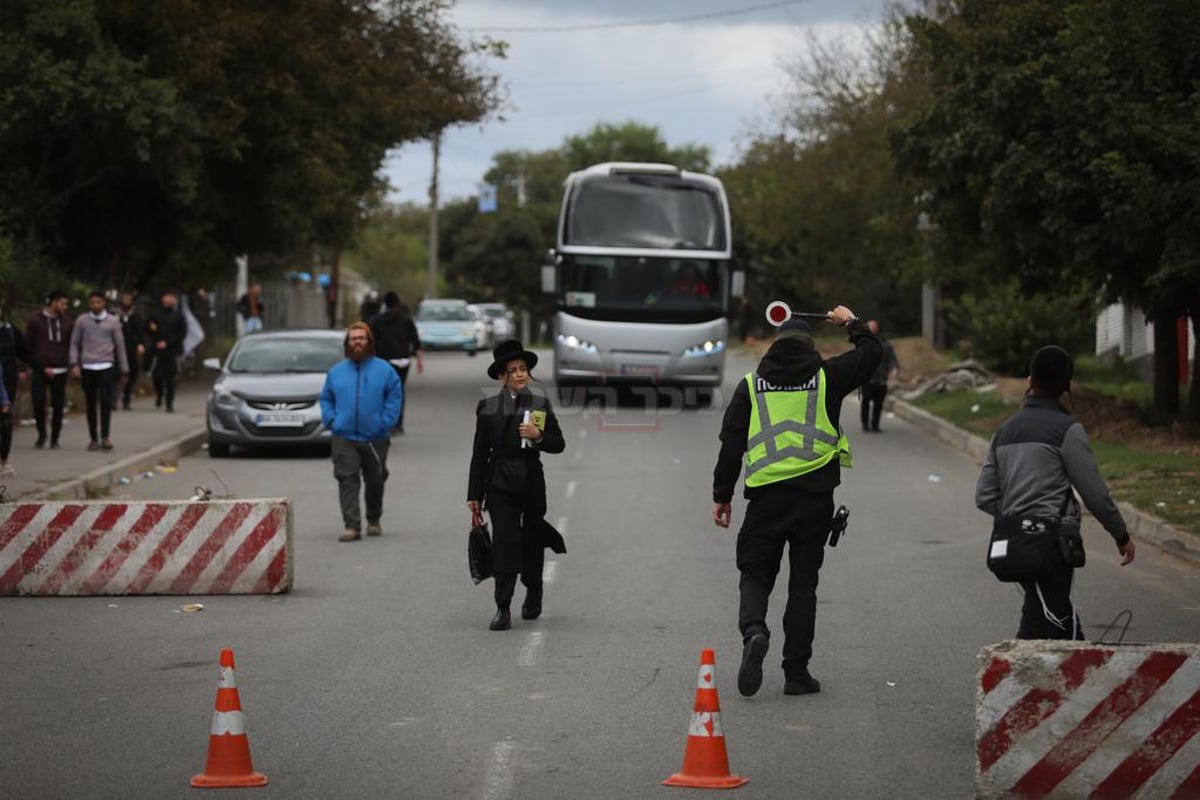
[319,356,402,441]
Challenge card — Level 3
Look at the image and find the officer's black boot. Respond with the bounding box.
[491,573,516,630]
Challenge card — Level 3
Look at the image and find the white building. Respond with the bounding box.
[1096,303,1196,379]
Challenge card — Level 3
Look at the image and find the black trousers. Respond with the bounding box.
[486,488,546,607]
[0,367,16,460]
[119,349,140,406]
[151,349,178,408]
[81,367,117,441]
[736,486,832,677]
[31,371,67,442]
[1018,552,1083,640]
[331,436,390,531]
[860,383,888,431]
[389,364,410,428]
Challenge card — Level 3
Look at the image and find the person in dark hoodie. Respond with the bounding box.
[144,288,188,412]
[712,305,880,698]
[25,290,73,448]
[369,291,423,433]
[975,345,1134,640]
[115,290,145,410]
[0,306,39,476]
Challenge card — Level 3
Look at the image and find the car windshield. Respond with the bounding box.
[227,338,343,373]
[482,307,507,318]
[418,304,472,321]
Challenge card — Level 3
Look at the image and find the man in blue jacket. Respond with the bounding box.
[320,322,403,542]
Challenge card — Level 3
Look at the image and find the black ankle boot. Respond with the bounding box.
[489,607,511,630]
[521,584,543,620]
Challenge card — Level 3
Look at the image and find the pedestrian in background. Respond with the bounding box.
[145,288,188,412]
[0,363,12,476]
[975,345,1135,640]
[859,319,899,432]
[319,322,402,542]
[0,308,38,476]
[360,290,381,323]
[115,290,145,410]
[25,290,73,449]
[712,306,880,697]
[467,340,566,631]
[370,291,423,434]
[236,283,265,333]
[70,291,128,451]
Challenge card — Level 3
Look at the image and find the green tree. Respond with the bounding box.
[894,0,1200,421]
[0,0,504,294]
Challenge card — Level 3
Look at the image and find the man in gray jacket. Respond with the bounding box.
[70,291,129,451]
[975,345,1134,639]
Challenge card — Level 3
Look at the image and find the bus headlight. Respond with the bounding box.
[682,339,724,358]
[556,333,598,354]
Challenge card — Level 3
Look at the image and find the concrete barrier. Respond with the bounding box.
[0,499,293,595]
[977,640,1200,799]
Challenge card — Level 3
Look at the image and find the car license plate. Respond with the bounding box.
[255,412,305,428]
[619,364,660,378]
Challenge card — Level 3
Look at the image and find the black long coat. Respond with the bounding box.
[467,388,565,572]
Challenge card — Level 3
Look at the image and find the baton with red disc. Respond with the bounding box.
[764,300,830,327]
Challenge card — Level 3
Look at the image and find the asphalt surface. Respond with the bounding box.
[1,349,1197,799]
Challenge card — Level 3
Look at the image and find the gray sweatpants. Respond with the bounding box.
[331,436,390,531]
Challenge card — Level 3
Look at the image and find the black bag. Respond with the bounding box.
[468,512,493,584]
[1057,522,1086,568]
[986,518,1059,583]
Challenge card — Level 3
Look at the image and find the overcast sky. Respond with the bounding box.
[382,0,889,205]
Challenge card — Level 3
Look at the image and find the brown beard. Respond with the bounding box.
[348,343,370,362]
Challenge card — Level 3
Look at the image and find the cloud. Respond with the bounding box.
[382,0,886,204]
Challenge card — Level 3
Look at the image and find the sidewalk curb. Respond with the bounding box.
[24,428,208,502]
[886,396,1200,569]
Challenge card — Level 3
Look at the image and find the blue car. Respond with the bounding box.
[415,299,480,355]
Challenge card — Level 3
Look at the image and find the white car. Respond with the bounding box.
[466,304,494,349]
[476,303,515,342]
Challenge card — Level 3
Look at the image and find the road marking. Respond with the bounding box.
[542,560,557,585]
[564,481,576,500]
[482,740,516,800]
[556,516,568,536]
[518,631,544,667]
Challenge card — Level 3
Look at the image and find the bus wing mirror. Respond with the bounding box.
[541,251,557,294]
[730,268,745,298]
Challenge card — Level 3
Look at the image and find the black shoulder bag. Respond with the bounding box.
[986,444,1082,581]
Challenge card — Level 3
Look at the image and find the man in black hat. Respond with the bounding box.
[144,288,188,412]
[467,340,566,630]
[976,345,1135,640]
[712,306,880,697]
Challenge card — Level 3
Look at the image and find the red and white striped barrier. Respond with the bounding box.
[0,500,292,596]
[977,640,1200,799]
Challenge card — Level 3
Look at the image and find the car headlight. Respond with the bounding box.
[213,390,239,409]
[556,333,598,354]
[461,327,475,337]
[682,339,725,358]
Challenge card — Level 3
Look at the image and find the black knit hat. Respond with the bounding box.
[487,339,539,379]
[778,317,813,333]
[1029,345,1074,395]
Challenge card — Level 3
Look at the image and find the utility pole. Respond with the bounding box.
[427,131,440,299]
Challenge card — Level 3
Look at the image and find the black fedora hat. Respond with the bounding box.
[487,339,539,379]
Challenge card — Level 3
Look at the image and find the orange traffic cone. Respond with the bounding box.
[191,648,268,788]
[663,648,749,789]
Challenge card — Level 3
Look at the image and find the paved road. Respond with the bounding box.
[2,350,1196,799]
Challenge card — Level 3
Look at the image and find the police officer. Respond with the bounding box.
[712,306,880,697]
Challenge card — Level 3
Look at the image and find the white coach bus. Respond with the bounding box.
[541,162,744,406]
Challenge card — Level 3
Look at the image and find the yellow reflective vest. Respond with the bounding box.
[744,369,852,487]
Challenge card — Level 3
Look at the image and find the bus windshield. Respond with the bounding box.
[560,255,725,321]
[563,174,726,251]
